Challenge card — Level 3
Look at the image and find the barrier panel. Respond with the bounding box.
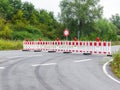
[23,41,111,55]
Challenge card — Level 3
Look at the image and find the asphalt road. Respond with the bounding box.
[0,47,120,90]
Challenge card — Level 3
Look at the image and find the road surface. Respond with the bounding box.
[0,47,120,90]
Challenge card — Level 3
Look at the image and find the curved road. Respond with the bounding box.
[0,48,120,90]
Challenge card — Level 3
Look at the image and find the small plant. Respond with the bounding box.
[111,51,120,78]
[112,41,120,46]
[0,39,22,50]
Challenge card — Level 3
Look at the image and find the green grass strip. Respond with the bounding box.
[0,39,23,50]
[111,51,120,78]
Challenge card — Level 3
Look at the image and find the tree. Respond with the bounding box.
[0,0,13,20]
[0,0,22,20]
[9,0,22,13]
[22,2,35,20]
[110,14,120,35]
[59,0,103,39]
[0,16,12,39]
[91,19,118,41]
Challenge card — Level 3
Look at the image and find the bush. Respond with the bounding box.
[0,39,22,50]
[112,41,120,45]
[12,25,44,40]
[111,51,120,78]
[92,19,118,41]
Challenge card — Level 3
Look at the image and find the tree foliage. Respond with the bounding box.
[0,0,118,41]
[59,0,103,39]
[110,14,120,35]
[0,16,12,39]
[91,19,118,40]
[0,0,61,40]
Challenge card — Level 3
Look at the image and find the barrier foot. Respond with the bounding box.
[48,51,56,53]
[22,50,30,51]
[63,52,72,54]
[83,53,91,55]
[107,55,112,57]
[34,50,42,52]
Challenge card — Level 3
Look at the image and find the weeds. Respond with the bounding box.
[111,51,120,78]
[0,39,22,50]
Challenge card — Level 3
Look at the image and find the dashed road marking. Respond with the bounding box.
[0,67,5,69]
[32,64,40,67]
[103,59,120,84]
[32,63,57,67]
[8,55,42,59]
[74,59,92,63]
[41,63,57,66]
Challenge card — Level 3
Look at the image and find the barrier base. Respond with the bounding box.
[83,53,91,55]
[48,51,56,53]
[63,52,72,54]
[22,50,30,51]
[34,50,42,52]
[107,55,112,57]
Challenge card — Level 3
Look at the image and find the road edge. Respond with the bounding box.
[103,59,120,84]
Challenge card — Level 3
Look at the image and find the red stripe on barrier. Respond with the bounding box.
[38,42,40,45]
[103,42,106,46]
[94,51,97,53]
[86,42,88,46]
[72,42,74,45]
[90,51,92,53]
[104,52,107,54]
[41,42,43,45]
[32,42,34,45]
[90,42,92,46]
[52,42,54,45]
[69,42,71,45]
[30,42,32,45]
[55,42,57,45]
[76,42,78,45]
[94,42,97,46]
[80,42,82,45]
[66,42,68,45]
[83,42,85,45]
[108,42,111,46]
[99,42,101,46]
[58,42,60,45]
[24,42,28,44]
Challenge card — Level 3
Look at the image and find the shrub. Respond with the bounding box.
[111,51,120,78]
[0,39,22,50]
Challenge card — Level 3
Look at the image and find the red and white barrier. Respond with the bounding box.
[23,41,111,55]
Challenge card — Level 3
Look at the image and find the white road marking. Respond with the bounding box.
[41,63,57,66]
[32,64,40,67]
[0,67,5,69]
[103,59,120,84]
[32,63,57,67]
[8,55,42,59]
[74,59,92,63]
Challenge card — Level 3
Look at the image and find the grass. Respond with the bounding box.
[112,41,120,46]
[0,39,23,50]
[111,51,120,78]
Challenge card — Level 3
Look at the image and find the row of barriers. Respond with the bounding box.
[23,41,111,56]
